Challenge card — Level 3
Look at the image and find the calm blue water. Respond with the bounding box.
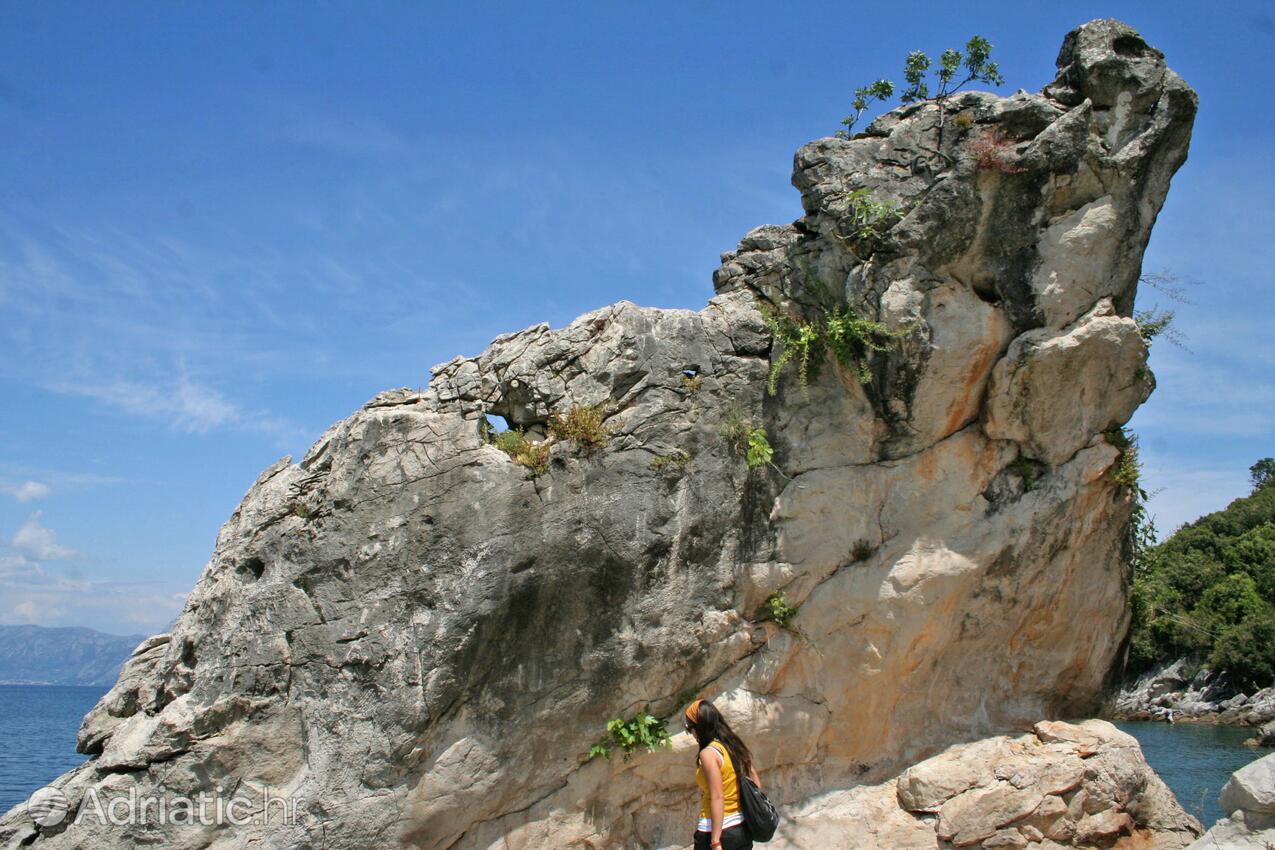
[0,686,1266,830]
[0,685,105,817]
[1116,720,1265,829]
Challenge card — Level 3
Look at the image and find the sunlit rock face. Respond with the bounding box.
[0,18,1197,850]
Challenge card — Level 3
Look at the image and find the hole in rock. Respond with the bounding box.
[1112,35,1148,57]
[238,556,266,582]
[484,414,511,434]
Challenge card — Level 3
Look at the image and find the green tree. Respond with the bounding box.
[900,36,1004,105]
[1126,458,1275,688]
[1251,457,1275,492]
[835,35,1004,139]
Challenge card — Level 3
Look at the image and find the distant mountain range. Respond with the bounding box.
[0,625,147,687]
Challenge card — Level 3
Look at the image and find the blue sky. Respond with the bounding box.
[1,2,1271,636]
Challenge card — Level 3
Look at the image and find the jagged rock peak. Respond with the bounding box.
[1,19,1198,850]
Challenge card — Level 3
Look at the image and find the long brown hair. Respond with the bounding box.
[685,699,755,781]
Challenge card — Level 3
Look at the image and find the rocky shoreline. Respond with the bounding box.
[1187,751,1275,849]
[1108,660,1275,744]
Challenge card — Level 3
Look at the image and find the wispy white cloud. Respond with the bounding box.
[0,212,315,442]
[11,511,76,560]
[54,374,242,434]
[0,536,188,634]
[0,552,46,581]
[0,570,187,634]
[2,480,50,503]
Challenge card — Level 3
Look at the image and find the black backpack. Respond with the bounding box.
[737,771,780,842]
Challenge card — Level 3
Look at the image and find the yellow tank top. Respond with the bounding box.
[695,740,741,818]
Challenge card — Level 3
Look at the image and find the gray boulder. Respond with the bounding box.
[1221,754,1275,816]
[1188,752,1275,849]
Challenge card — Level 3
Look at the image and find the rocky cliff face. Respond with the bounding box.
[0,19,1198,850]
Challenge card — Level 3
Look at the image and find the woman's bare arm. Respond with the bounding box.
[701,747,725,847]
[749,761,761,788]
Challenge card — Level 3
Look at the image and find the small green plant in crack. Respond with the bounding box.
[1133,307,1179,349]
[746,428,774,470]
[720,409,753,456]
[1006,457,1042,492]
[825,305,913,383]
[649,450,691,474]
[588,706,671,761]
[492,429,551,476]
[850,539,876,562]
[548,403,611,450]
[290,501,312,520]
[1105,426,1142,491]
[766,306,913,395]
[681,373,703,394]
[758,591,798,629]
[842,188,902,246]
[766,313,822,396]
[1106,426,1157,578]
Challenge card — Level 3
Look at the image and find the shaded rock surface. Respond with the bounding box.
[1186,752,1275,849]
[1247,722,1275,748]
[0,18,1198,850]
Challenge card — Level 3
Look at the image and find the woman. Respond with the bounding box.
[684,698,762,850]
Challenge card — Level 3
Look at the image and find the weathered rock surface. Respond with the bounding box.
[0,18,1198,850]
[784,721,1199,850]
[1110,659,1275,727]
[1186,752,1275,849]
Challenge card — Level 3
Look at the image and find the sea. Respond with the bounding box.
[0,684,1266,830]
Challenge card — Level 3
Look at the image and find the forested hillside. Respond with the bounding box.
[1129,459,1275,688]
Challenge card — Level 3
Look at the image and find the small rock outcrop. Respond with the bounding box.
[0,19,1198,850]
[1246,722,1275,748]
[1111,660,1275,727]
[1187,752,1275,849]
[781,720,1200,849]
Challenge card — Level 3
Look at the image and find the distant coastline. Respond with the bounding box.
[0,625,144,688]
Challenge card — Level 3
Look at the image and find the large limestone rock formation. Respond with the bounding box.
[1,19,1198,850]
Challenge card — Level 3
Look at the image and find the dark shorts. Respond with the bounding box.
[693,824,753,850]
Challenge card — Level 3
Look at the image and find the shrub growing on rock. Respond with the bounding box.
[548,403,610,450]
[766,305,912,395]
[492,429,551,476]
[588,707,671,761]
[759,591,798,628]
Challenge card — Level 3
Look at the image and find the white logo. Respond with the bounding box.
[26,786,68,827]
[21,784,304,829]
